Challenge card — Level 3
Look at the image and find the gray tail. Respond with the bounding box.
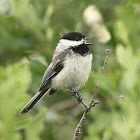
[20,88,49,115]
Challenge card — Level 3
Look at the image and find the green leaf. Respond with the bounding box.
[7,0,44,41]
[115,20,129,45]
[0,61,46,140]
[116,44,140,89]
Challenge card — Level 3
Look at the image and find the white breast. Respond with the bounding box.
[51,53,93,90]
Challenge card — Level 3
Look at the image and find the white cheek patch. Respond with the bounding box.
[60,39,84,47]
[56,39,84,51]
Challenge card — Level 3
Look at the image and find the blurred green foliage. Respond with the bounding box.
[0,0,140,140]
[0,61,46,140]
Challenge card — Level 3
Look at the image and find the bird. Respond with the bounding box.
[20,31,93,114]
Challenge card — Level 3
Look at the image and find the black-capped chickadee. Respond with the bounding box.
[20,31,92,114]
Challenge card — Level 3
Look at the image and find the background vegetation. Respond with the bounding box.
[0,0,140,140]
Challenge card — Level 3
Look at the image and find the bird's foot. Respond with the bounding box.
[70,88,83,103]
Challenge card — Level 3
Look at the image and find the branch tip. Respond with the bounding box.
[95,100,99,103]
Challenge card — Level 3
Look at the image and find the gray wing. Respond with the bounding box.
[39,50,71,91]
[39,61,63,91]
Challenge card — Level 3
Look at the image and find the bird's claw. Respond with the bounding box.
[70,91,75,96]
[70,88,83,103]
[77,94,82,103]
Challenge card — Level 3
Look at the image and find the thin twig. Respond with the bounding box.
[73,92,88,109]
[73,49,110,140]
[101,49,110,75]
[73,86,99,140]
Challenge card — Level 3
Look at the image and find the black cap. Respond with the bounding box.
[61,32,85,41]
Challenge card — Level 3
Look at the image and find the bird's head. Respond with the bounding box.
[56,31,92,51]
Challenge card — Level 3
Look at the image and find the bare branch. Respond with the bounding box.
[101,49,110,75]
[73,49,110,140]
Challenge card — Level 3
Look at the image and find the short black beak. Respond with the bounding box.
[85,37,92,45]
[86,43,92,45]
